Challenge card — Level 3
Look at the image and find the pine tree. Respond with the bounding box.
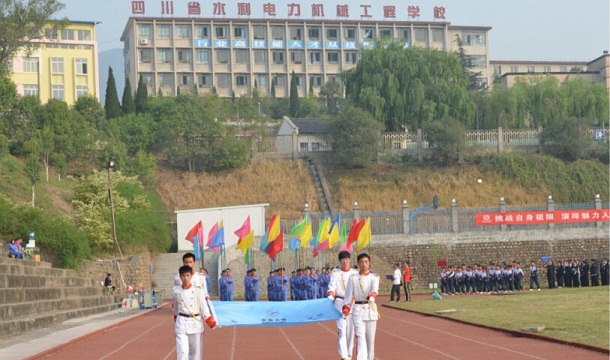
[135,74,148,114]
[104,67,121,119]
[121,78,135,115]
[289,71,299,117]
[271,82,276,98]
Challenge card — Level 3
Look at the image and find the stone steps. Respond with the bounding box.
[0,295,119,322]
[0,274,99,288]
[0,263,77,277]
[0,287,103,304]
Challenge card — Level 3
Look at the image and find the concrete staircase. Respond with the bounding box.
[153,252,220,300]
[308,161,334,217]
[0,257,121,340]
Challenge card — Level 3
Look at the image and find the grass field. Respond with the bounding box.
[388,287,609,349]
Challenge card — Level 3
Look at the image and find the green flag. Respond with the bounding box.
[339,221,347,244]
[244,248,250,264]
[290,218,307,239]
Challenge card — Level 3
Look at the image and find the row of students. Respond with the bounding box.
[289,267,332,300]
[550,258,609,288]
[266,268,288,301]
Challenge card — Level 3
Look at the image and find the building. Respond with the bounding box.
[120,17,491,98]
[9,21,100,105]
[276,117,331,152]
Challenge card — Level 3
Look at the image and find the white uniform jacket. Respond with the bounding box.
[172,284,212,335]
[343,272,380,321]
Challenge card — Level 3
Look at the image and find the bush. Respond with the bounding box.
[425,117,466,165]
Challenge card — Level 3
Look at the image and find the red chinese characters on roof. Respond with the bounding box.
[188,2,201,16]
[131,1,145,14]
[476,209,610,226]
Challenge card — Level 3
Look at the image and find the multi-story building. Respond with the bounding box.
[10,21,100,105]
[120,17,491,98]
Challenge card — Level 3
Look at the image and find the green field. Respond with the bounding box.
[388,287,609,349]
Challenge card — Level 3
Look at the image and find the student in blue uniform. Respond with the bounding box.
[251,268,260,301]
[590,259,599,286]
[218,270,227,301]
[244,270,252,301]
[279,268,288,301]
[225,268,235,301]
[529,260,540,291]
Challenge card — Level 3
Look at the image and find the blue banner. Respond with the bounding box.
[212,298,341,327]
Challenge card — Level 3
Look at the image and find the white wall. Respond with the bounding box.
[175,204,268,252]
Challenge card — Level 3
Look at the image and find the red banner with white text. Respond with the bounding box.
[476,209,610,226]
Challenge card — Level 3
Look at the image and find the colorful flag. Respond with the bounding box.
[317,238,330,251]
[244,249,250,264]
[236,231,254,253]
[290,218,306,240]
[316,217,330,244]
[347,218,366,247]
[186,221,204,261]
[207,222,220,254]
[259,225,270,252]
[210,221,225,249]
[234,216,251,240]
[267,232,284,259]
[300,221,312,248]
[355,218,371,252]
[340,240,353,253]
[288,237,300,253]
[339,221,347,245]
[267,215,281,244]
[328,215,341,247]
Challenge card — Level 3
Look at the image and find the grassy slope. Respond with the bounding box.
[389,287,609,348]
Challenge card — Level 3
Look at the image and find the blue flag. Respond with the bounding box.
[288,237,300,253]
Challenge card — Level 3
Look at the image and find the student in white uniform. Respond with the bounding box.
[342,253,380,360]
[173,265,217,360]
[327,251,358,360]
[174,253,208,297]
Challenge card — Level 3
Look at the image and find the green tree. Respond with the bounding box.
[49,152,66,179]
[24,154,41,206]
[329,107,384,168]
[37,126,55,181]
[289,71,299,117]
[135,74,148,114]
[297,94,324,118]
[540,117,594,161]
[0,75,17,112]
[73,95,106,131]
[527,76,566,128]
[0,0,65,72]
[5,95,41,154]
[125,149,157,189]
[0,134,8,178]
[319,80,342,115]
[425,116,467,165]
[104,66,121,119]
[270,81,276,98]
[454,35,486,92]
[113,113,157,156]
[121,77,135,115]
[563,78,609,125]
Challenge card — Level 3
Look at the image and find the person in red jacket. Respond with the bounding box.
[402,261,411,302]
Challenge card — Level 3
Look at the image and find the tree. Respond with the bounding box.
[0,0,65,73]
[37,126,55,181]
[425,117,467,165]
[104,66,121,119]
[455,35,486,92]
[329,107,384,168]
[135,74,148,114]
[0,134,8,178]
[25,155,41,206]
[289,71,299,117]
[270,81,276,98]
[297,94,324,118]
[0,75,17,112]
[540,117,593,161]
[319,80,342,115]
[125,149,157,189]
[73,95,106,131]
[121,77,135,115]
[113,113,157,156]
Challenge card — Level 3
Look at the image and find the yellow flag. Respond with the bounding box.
[355,218,371,252]
[236,231,254,253]
[328,220,340,247]
[300,221,312,248]
[317,217,331,244]
[268,215,281,243]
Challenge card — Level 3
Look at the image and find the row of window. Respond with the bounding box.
[141,72,337,89]
[137,23,463,44]
[44,28,92,41]
[140,48,359,65]
[493,65,583,75]
[22,84,88,100]
[17,57,88,75]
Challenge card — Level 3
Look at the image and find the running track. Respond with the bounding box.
[27,296,607,360]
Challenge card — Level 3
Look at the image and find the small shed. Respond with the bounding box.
[276,117,332,152]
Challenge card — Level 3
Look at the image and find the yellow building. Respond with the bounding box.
[10,21,100,105]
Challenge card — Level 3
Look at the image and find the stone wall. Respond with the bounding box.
[223,226,609,296]
[77,252,154,296]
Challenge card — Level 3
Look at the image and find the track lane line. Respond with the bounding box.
[278,327,305,360]
[98,318,172,360]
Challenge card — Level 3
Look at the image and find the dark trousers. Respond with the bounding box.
[402,282,411,301]
[591,275,599,286]
[530,276,540,289]
[390,284,401,301]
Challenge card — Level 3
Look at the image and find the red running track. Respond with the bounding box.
[27,298,607,360]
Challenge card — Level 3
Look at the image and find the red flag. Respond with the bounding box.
[185,221,202,244]
[346,218,365,246]
[267,232,284,259]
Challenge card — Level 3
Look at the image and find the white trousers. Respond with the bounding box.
[353,315,377,360]
[334,300,355,359]
[176,332,203,360]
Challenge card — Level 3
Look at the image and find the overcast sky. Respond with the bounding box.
[59,0,609,61]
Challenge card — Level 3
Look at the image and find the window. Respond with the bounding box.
[327,51,339,64]
[432,29,444,43]
[308,27,320,40]
[255,74,268,87]
[61,29,75,40]
[272,50,285,64]
[23,85,39,97]
[74,58,88,74]
[235,49,249,64]
[142,73,154,87]
[463,32,486,46]
[311,142,321,151]
[197,73,211,87]
[139,49,153,63]
[300,142,309,152]
[195,25,209,39]
[76,85,88,98]
[272,26,285,40]
[157,48,172,63]
[290,50,304,64]
[234,26,247,39]
[379,28,392,39]
[309,75,323,87]
[510,66,519,73]
[157,24,171,38]
[544,66,552,73]
[398,28,411,42]
[196,49,210,63]
[273,74,287,87]
[215,26,228,39]
[362,28,374,40]
[527,66,535,73]
[138,24,152,38]
[414,28,428,43]
[560,66,568,72]
[179,73,193,86]
[294,75,304,87]
[178,49,192,63]
[254,50,267,64]
[77,30,91,41]
[253,26,266,40]
[45,28,58,39]
[308,51,321,64]
[159,73,174,87]
[217,73,231,88]
[345,51,358,64]
[493,66,501,75]
[216,49,230,64]
[468,55,487,68]
[52,85,64,100]
[236,74,249,87]
[176,25,191,39]
[326,27,338,40]
[290,27,303,40]
[344,28,356,41]
[51,57,64,73]
[23,57,39,73]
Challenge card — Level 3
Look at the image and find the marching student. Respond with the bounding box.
[590,259,599,286]
[529,260,541,291]
[546,260,556,289]
[173,265,217,360]
[327,251,358,360]
[342,253,380,360]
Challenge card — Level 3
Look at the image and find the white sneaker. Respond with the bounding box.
[529,289,533,291]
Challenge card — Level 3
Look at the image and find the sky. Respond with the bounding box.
[58,0,609,62]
